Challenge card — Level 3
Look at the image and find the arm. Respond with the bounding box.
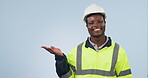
[41,46,75,78]
[55,54,70,77]
[115,47,133,78]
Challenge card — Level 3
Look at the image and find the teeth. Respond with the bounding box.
[94,28,100,31]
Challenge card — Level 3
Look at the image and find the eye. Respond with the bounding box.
[88,22,94,25]
[98,20,104,23]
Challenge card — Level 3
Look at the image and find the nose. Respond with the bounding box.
[93,22,100,27]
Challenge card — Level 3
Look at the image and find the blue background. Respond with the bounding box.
[0,0,147,78]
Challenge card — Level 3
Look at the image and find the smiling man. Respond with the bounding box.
[41,4,133,78]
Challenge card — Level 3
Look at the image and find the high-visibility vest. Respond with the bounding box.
[61,41,132,78]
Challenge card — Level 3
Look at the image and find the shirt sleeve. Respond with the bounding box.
[55,53,70,77]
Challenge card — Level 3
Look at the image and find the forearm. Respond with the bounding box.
[55,53,70,77]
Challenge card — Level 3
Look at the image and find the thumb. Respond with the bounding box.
[50,46,55,50]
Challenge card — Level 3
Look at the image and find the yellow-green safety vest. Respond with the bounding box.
[61,41,132,78]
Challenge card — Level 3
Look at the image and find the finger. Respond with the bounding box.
[41,46,51,50]
[45,47,53,52]
[50,46,55,50]
[41,46,54,53]
[41,46,48,48]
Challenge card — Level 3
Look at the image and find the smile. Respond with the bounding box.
[93,28,101,32]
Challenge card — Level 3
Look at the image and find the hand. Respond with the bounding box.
[41,46,63,56]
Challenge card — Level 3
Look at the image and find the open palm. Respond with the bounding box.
[41,46,63,56]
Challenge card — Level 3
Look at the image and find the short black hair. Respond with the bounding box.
[85,13,106,24]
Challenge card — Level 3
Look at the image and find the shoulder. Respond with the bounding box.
[67,42,86,65]
[111,41,128,59]
[68,41,86,56]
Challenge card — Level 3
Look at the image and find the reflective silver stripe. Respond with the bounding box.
[111,43,119,72]
[118,69,131,76]
[69,64,76,72]
[61,70,72,78]
[76,69,115,76]
[76,42,83,70]
[76,42,119,76]
[61,64,76,78]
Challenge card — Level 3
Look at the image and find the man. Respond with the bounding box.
[41,4,133,78]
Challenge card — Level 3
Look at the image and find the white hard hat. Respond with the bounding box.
[83,4,106,22]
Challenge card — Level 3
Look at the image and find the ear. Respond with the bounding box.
[104,20,106,24]
[86,24,88,28]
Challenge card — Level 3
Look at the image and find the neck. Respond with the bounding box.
[90,35,106,47]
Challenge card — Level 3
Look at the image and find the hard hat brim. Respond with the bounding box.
[83,12,106,23]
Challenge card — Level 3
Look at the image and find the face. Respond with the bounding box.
[86,14,106,38]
